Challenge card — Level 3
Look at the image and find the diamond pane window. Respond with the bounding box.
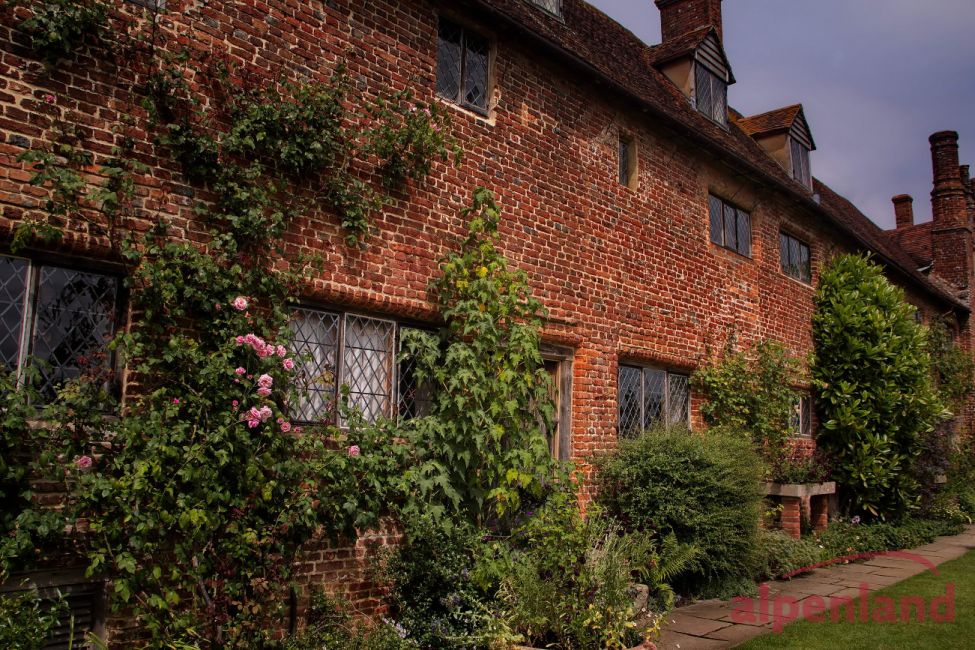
[708,194,751,257]
[780,231,811,283]
[436,18,490,113]
[528,0,561,15]
[790,395,812,438]
[791,138,812,190]
[0,256,28,371]
[342,315,395,424]
[290,307,340,423]
[618,365,691,436]
[0,256,118,402]
[397,327,434,421]
[695,62,727,126]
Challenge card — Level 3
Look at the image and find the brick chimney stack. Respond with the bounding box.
[656,0,723,42]
[892,194,914,229]
[929,130,973,298]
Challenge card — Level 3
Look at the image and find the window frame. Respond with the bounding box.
[435,17,493,116]
[526,0,561,16]
[779,231,812,284]
[708,194,751,257]
[617,364,691,437]
[288,306,431,426]
[618,133,638,190]
[790,394,812,438]
[790,137,812,190]
[694,61,728,127]
[0,253,121,401]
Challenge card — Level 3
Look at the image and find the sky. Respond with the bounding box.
[586,0,975,229]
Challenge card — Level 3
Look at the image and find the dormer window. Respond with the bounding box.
[791,137,812,189]
[527,0,561,16]
[694,61,727,126]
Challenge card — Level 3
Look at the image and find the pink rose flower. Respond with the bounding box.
[257,387,272,397]
[246,418,260,428]
[282,358,295,371]
[276,345,287,357]
[257,374,273,389]
[232,296,249,311]
[280,422,292,433]
[235,367,246,375]
[235,336,245,345]
[172,398,180,405]
[74,455,93,470]
[258,406,272,421]
[347,445,361,457]
[232,400,239,409]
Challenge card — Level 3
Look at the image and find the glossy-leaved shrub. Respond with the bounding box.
[812,254,946,520]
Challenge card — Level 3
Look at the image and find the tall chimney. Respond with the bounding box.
[656,0,723,42]
[892,194,914,229]
[928,130,973,298]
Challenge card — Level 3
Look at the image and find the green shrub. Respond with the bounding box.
[594,425,764,597]
[283,594,417,650]
[493,491,654,649]
[0,588,67,650]
[812,254,946,520]
[817,519,963,559]
[377,515,495,648]
[754,529,821,580]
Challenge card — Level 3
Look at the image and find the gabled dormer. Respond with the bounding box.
[737,105,817,190]
[650,0,734,127]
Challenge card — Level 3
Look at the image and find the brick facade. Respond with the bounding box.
[1,0,973,640]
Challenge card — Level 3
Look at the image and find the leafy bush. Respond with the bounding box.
[817,519,963,559]
[377,515,495,648]
[0,588,67,650]
[769,445,834,485]
[694,340,803,457]
[812,254,946,519]
[928,316,975,411]
[493,491,654,649]
[594,425,764,597]
[283,595,417,650]
[754,529,821,580]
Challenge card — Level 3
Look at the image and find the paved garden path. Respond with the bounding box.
[658,525,975,649]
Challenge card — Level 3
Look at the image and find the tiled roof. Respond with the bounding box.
[468,0,966,311]
[736,105,803,138]
[644,25,710,66]
[885,222,934,267]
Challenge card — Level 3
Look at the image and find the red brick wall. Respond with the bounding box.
[0,0,965,631]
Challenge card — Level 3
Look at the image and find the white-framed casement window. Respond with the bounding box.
[289,307,431,425]
[790,394,812,438]
[617,365,690,437]
[694,61,727,126]
[0,254,119,401]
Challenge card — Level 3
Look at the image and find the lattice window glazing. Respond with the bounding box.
[528,0,561,15]
[0,256,28,371]
[618,135,633,187]
[791,138,812,190]
[397,327,434,421]
[342,315,395,424]
[779,231,811,283]
[436,18,490,113]
[0,256,118,402]
[618,365,691,436]
[790,395,812,438]
[708,194,751,257]
[695,62,727,126]
[290,308,340,423]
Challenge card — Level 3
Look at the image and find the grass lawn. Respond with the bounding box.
[738,550,975,649]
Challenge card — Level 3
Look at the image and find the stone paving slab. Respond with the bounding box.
[657,524,975,649]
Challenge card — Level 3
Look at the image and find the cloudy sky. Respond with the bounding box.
[587,0,975,229]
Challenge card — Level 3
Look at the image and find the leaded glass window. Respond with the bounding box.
[618,134,636,188]
[290,308,429,425]
[527,0,561,15]
[436,18,490,114]
[791,138,812,190]
[694,62,727,126]
[0,255,118,402]
[779,231,811,284]
[790,395,812,438]
[617,365,690,437]
[708,194,751,256]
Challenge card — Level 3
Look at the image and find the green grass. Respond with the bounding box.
[739,550,975,649]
